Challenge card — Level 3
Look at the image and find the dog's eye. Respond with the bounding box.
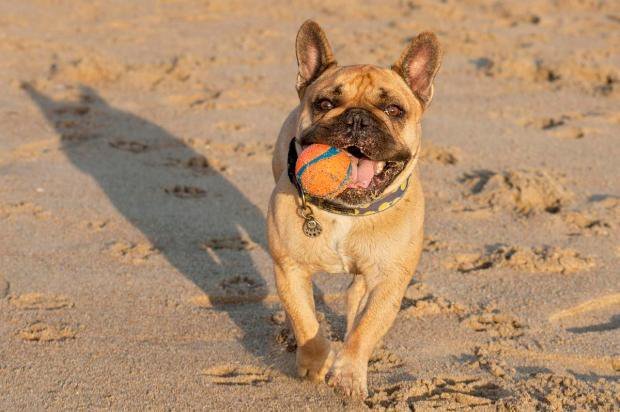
[315,99,334,111]
[385,105,404,117]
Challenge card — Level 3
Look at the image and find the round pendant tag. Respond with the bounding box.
[302,218,322,237]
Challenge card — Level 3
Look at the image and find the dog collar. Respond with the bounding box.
[287,138,411,218]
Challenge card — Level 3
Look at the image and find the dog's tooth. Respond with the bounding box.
[374,161,385,175]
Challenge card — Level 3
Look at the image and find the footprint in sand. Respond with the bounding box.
[420,141,460,165]
[462,305,525,339]
[533,115,570,130]
[49,99,98,143]
[53,104,91,116]
[563,195,619,237]
[445,244,594,274]
[548,126,587,140]
[200,235,256,266]
[165,155,227,174]
[422,236,448,253]
[82,219,110,232]
[523,115,589,139]
[219,275,264,297]
[60,131,99,143]
[107,240,157,264]
[215,121,250,133]
[9,293,73,310]
[470,53,559,86]
[201,236,257,251]
[270,310,298,352]
[188,275,267,306]
[270,310,286,326]
[185,155,211,173]
[368,347,403,373]
[400,294,467,318]
[48,54,124,85]
[190,154,226,173]
[276,310,340,345]
[18,322,77,342]
[164,185,207,198]
[202,364,271,385]
[563,211,612,236]
[231,141,274,158]
[0,202,51,220]
[274,327,297,353]
[108,139,148,153]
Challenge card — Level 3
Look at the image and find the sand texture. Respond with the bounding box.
[0,0,618,410]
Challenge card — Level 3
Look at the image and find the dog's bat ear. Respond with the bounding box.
[295,20,336,98]
[392,32,442,109]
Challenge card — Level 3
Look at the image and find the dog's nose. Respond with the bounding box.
[345,108,372,131]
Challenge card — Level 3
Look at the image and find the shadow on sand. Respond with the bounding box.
[23,83,278,361]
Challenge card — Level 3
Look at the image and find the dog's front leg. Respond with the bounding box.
[345,274,367,338]
[274,260,334,382]
[328,264,412,398]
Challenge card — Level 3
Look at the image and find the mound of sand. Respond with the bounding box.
[461,169,574,215]
[446,244,594,274]
[366,371,618,410]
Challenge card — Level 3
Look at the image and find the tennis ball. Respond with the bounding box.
[295,144,352,199]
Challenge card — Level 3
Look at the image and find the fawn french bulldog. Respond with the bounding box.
[267,20,442,397]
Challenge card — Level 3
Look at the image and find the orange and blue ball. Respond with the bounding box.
[295,144,352,199]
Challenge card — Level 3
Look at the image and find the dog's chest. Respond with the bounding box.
[319,216,355,273]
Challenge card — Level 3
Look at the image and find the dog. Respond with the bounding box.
[267,20,442,398]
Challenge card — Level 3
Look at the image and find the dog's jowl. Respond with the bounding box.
[267,20,442,398]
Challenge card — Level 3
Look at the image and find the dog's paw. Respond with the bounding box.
[296,337,334,383]
[327,353,368,398]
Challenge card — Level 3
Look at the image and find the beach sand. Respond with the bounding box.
[0,0,618,410]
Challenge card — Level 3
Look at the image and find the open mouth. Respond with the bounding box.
[339,145,407,205]
[344,146,387,189]
[301,143,408,206]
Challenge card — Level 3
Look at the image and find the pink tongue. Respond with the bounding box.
[349,158,376,189]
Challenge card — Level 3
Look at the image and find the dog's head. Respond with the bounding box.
[294,20,442,206]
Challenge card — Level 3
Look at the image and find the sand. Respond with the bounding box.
[0,0,618,410]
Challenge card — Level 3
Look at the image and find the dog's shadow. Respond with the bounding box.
[23,83,278,360]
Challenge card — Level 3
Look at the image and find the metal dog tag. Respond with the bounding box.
[302,217,322,237]
[297,196,322,238]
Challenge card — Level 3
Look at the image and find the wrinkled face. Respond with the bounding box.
[297,65,422,205]
[293,21,442,206]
